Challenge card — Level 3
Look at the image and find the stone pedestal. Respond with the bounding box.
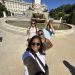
[32,0,41,11]
[3,11,6,17]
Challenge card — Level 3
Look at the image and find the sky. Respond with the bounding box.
[25,0,75,10]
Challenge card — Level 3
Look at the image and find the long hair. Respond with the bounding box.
[47,20,52,29]
[27,35,45,55]
[31,20,36,26]
[29,20,37,33]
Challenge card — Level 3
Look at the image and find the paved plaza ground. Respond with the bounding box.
[0,21,75,75]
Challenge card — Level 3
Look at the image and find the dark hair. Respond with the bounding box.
[37,30,43,33]
[27,35,45,55]
[31,20,36,26]
[37,30,44,36]
[47,20,52,29]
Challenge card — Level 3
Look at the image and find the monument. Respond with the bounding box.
[3,11,6,17]
[31,0,48,22]
[32,0,42,13]
[33,0,41,8]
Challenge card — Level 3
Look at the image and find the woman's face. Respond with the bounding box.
[31,38,41,53]
[38,31,44,38]
[31,21,36,27]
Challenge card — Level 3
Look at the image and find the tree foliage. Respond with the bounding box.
[0,2,11,17]
[49,4,75,24]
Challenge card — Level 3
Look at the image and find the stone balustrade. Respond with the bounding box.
[0,17,75,37]
[0,18,27,36]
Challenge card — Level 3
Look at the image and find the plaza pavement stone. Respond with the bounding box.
[0,28,27,75]
[0,18,75,75]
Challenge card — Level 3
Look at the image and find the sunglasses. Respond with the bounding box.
[32,23,35,24]
[39,33,43,36]
[31,42,40,46]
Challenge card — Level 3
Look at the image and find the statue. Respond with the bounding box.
[3,11,6,17]
[34,0,41,5]
[32,0,41,9]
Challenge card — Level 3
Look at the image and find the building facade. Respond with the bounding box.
[1,0,47,15]
[0,0,2,3]
[4,0,32,15]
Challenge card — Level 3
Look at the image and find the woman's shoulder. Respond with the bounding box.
[22,51,30,61]
[24,56,33,63]
[22,51,34,65]
[23,54,37,66]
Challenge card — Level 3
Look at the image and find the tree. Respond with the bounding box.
[58,12,65,19]
[70,11,75,24]
[0,2,11,17]
[64,4,73,14]
[49,4,75,25]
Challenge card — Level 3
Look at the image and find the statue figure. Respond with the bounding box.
[32,0,41,9]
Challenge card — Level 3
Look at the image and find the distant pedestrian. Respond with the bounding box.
[37,30,53,51]
[43,20,55,40]
[27,20,39,42]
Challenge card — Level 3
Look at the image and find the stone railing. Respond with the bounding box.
[0,17,75,37]
[55,23,75,36]
[0,17,27,36]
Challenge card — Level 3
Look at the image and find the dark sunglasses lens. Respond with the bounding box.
[32,43,35,46]
[32,43,40,46]
[39,33,43,36]
[37,43,40,46]
[32,23,35,24]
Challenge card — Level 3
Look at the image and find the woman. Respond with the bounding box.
[46,20,55,35]
[27,21,39,41]
[43,20,55,40]
[22,35,48,75]
[37,30,53,51]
